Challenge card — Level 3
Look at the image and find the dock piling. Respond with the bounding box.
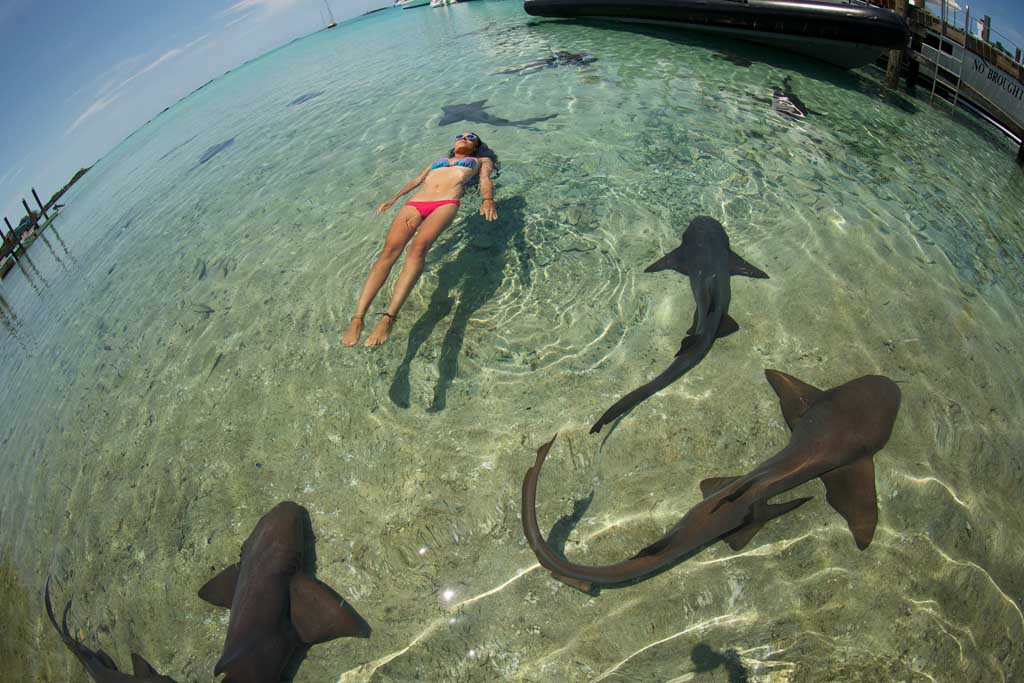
[21,199,38,231]
[32,188,49,221]
[3,217,23,261]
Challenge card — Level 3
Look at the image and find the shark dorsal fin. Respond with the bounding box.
[644,246,688,275]
[716,314,739,338]
[821,458,878,550]
[724,497,812,551]
[765,370,824,430]
[131,653,157,676]
[728,250,769,278]
[289,573,371,644]
[699,476,739,499]
[198,563,240,609]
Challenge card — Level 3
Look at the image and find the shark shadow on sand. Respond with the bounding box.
[495,50,596,74]
[691,643,750,683]
[439,100,558,129]
[389,196,529,411]
[288,91,324,106]
[524,370,901,593]
[44,577,179,682]
[191,138,236,171]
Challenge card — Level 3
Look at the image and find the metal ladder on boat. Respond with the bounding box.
[927,0,970,108]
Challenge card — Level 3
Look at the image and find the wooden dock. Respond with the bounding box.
[872,0,1024,160]
[1,186,69,280]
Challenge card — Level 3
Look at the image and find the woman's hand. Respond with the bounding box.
[375,200,394,216]
[480,199,498,221]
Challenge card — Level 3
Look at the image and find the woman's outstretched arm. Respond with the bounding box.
[376,165,431,216]
[478,158,497,221]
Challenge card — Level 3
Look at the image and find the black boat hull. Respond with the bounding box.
[523,0,910,69]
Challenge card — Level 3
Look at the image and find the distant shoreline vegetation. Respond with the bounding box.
[45,167,90,211]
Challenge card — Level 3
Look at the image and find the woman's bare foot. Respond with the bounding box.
[341,315,364,347]
[365,313,396,346]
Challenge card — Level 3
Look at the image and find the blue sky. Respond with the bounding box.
[0,0,388,222]
[1,0,1022,222]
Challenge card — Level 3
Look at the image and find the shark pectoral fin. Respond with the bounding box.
[644,247,688,274]
[728,250,769,278]
[289,573,371,643]
[765,370,824,430]
[716,315,739,338]
[676,334,702,357]
[699,476,739,499]
[724,496,813,551]
[131,653,157,676]
[821,458,878,550]
[198,563,240,608]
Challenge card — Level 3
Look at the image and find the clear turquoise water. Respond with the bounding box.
[2,1,1023,681]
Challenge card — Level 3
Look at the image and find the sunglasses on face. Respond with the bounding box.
[454,134,478,142]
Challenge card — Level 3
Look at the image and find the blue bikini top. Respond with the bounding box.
[431,157,477,170]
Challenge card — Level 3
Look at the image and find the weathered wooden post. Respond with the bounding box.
[981,16,991,43]
[31,187,49,221]
[21,199,38,231]
[885,0,910,89]
[1016,48,1022,64]
[21,199,62,266]
[1017,141,1024,165]
[3,217,22,261]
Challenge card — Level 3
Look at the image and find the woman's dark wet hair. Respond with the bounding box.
[449,132,500,184]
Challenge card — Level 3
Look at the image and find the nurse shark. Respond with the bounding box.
[199,501,370,683]
[591,216,768,434]
[524,370,901,592]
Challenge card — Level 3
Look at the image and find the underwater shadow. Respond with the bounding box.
[547,491,595,557]
[530,18,900,100]
[691,643,750,683]
[389,195,529,411]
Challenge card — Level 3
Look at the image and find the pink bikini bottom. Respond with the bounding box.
[405,199,460,218]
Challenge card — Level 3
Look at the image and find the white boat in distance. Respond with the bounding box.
[396,0,431,8]
[324,0,337,27]
[430,0,458,7]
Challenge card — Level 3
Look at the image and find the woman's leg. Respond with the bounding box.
[341,206,422,346]
[365,203,459,346]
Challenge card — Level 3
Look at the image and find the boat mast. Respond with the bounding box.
[324,0,337,27]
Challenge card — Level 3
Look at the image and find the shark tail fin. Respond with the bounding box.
[198,563,240,609]
[645,246,688,274]
[290,573,371,643]
[821,457,878,550]
[725,496,813,551]
[728,250,769,278]
[765,369,824,430]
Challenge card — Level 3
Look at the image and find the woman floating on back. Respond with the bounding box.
[341,132,498,347]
